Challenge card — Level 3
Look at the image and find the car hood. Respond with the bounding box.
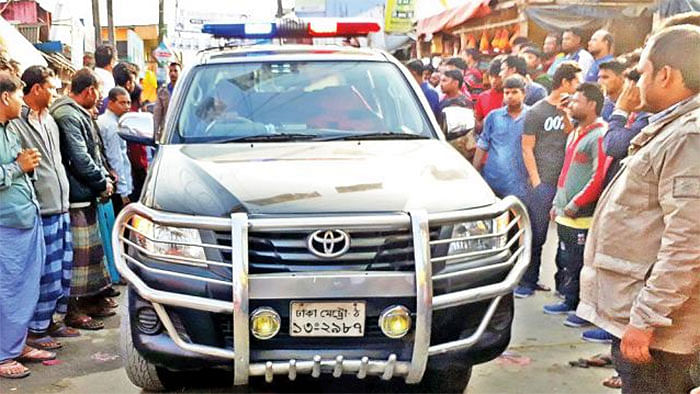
[148,140,496,217]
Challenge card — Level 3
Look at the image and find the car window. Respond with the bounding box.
[175,61,434,142]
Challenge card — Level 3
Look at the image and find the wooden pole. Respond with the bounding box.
[276,0,283,18]
[107,0,115,46]
[91,0,101,48]
[158,0,165,43]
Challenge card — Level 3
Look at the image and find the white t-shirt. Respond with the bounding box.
[565,49,594,81]
[94,67,115,97]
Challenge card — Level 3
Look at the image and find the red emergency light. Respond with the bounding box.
[307,21,381,37]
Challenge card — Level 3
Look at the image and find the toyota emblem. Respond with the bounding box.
[307,229,351,258]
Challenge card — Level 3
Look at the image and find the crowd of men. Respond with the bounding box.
[0,43,181,379]
[1,14,699,394]
[408,15,699,394]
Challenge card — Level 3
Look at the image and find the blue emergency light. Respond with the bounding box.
[202,23,277,39]
[202,19,380,39]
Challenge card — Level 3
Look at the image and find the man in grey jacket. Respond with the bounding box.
[51,68,114,331]
[577,25,700,393]
[9,66,79,347]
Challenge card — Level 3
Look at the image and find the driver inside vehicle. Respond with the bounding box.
[306,85,384,131]
[191,79,256,136]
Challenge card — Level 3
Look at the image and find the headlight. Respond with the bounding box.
[131,215,206,260]
[446,212,509,260]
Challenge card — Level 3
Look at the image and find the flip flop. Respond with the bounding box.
[85,307,116,318]
[98,297,119,309]
[26,334,62,351]
[0,360,30,379]
[47,322,81,338]
[602,375,622,389]
[101,287,121,297]
[17,346,56,363]
[585,354,614,368]
[66,313,105,330]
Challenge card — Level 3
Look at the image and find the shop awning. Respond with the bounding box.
[417,0,492,36]
[40,51,75,73]
[0,16,47,72]
[524,0,696,32]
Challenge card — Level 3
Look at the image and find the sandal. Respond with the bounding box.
[587,354,614,368]
[26,334,62,351]
[17,346,56,363]
[602,375,622,389]
[66,313,105,330]
[78,298,116,318]
[534,283,551,292]
[569,354,614,369]
[0,360,30,379]
[84,305,116,318]
[98,297,119,309]
[47,321,81,338]
[101,287,121,297]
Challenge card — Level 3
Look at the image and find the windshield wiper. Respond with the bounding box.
[210,133,317,143]
[319,132,431,141]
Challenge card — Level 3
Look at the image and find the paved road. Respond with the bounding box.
[1,224,615,393]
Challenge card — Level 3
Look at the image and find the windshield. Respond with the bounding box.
[175,61,434,142]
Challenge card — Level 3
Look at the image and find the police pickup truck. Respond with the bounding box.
[113,19,531,393]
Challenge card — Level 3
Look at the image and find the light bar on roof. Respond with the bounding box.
[202,19,380,39]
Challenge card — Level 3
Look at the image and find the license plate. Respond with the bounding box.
[290,301,365,337]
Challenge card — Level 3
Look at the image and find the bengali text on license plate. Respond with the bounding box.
[290,301,365,337]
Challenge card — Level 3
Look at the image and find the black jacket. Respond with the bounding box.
[51,96,109,203]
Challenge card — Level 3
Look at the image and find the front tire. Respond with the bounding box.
[407,358,472,393]
[120,291,166,392]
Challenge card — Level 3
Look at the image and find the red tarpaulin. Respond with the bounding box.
[417,0,492,36]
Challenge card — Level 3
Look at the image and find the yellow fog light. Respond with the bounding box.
[379,305,412,339]
[250,307,281,340]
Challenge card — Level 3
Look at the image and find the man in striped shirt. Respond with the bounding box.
[542,83,610,328]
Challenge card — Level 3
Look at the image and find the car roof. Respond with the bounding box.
[198,44,390,64]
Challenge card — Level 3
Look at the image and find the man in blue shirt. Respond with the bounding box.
[406,59,440,118]
[586,30,615,82]
[98,87,133,214]
[597,60,626,120]
[562,28,595,78]
[473,75,530,204]
[500,55,547,106]
[0,71,55,379]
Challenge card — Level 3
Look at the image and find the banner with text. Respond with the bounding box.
[385,0,416,33]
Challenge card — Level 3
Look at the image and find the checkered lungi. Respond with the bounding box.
[28,212,73,333]
[69,205,111,298]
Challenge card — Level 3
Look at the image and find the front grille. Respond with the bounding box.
[215,228,439,274]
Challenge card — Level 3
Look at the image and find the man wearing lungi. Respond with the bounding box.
[9,66,80,350]
[0,71,56,379]
[51,68,115,330]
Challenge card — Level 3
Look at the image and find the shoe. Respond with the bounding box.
[564,313,592,328]
[514,286,535,298]
[582,328,614,344]
[554,291,565,300]
[101,287,121,297]
[534,283,551,292]
[543,302,575,315]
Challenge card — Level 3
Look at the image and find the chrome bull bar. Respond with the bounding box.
[112,196,530,385]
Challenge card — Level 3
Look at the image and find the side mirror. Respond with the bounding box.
[442,106,476,141]
[118,112,156,146]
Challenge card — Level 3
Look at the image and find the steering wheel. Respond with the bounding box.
[203,115,255,136]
